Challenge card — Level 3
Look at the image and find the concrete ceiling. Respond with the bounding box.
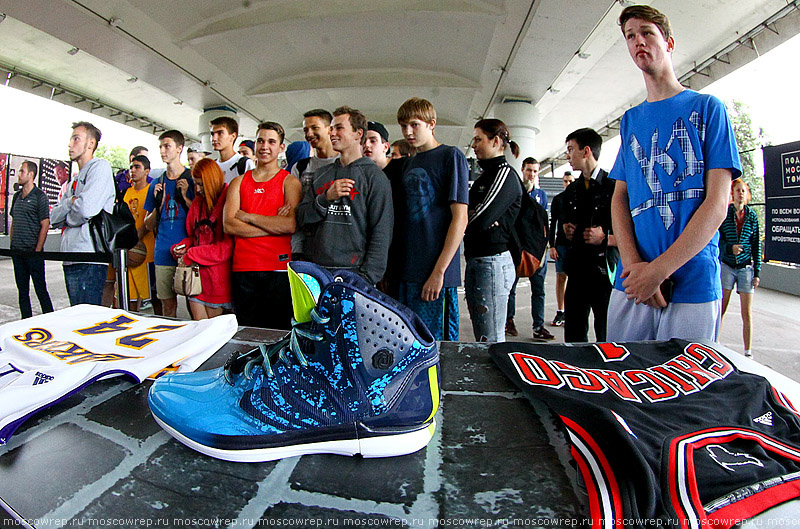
[0,0,798,164]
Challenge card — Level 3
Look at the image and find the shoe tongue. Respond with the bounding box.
[288,262,335,323]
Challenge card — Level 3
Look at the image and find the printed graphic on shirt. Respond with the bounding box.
[404,168,434,221]
[629,112,706,230]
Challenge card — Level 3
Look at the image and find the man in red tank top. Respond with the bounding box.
[223,122,302,330]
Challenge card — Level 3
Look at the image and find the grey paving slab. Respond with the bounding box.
[84,383,162,441]
[290,450,427,506]
[438,394,581,522]
[73,443,278,526]
[0,423,129,518]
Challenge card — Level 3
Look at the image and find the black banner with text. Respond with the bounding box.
[763,140,800,264]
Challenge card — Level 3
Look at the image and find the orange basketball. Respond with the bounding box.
[127,241,148,269]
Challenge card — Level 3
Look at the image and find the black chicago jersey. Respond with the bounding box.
[489,339,800,527]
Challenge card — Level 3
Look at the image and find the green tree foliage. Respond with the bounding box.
[725,100,770,244]
[725,99,768,204]
[95,144,129,173]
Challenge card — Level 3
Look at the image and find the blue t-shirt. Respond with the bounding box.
[530,188,548,211]
[143,169,194,266]
[609,90,741,303]
[398,144,469,287]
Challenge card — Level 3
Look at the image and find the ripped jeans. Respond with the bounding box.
[465,251,516,342]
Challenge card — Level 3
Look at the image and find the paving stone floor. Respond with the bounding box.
[0,330,582,528]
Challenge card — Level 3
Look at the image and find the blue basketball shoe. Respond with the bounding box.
[148,261,440,462]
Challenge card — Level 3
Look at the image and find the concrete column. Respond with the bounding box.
[197,107,240,153]
[493,101,541,174]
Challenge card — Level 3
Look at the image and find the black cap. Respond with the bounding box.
[367,121,389,143]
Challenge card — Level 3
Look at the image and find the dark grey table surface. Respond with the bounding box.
[0,328,583,528]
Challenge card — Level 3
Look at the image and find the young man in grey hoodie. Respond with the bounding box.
[50,121,115,306]
[296,106,393,284]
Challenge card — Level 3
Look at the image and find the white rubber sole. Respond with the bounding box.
[152,415,436,463]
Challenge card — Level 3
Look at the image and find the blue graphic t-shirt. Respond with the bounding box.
[398,144,469,287]
[143,169,194,266]
[609,90,741,303]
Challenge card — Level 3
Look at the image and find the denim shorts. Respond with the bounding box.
[554,244,568,274]
[720,261,755,294]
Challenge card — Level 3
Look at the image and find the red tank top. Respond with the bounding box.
[232,169,292,272]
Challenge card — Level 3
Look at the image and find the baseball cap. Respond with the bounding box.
[187,142,211,154]
[239,139,255,151]
[367,121,389,143]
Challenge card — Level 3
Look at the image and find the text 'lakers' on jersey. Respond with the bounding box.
[490,339,800,528]
[0,305,237,446]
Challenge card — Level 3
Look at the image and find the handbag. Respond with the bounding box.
[89,184,138,253]
[174,261,202,297]
[516,250,542,278]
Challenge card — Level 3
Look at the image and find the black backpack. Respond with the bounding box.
[508,181,549,276]
[235,155,250,176]
[90,183,138,254]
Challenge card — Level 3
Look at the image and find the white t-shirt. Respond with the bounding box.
[218,153,255,184]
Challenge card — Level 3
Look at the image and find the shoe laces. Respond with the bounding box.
[223,308,330,385]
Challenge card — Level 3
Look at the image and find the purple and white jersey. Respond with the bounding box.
[0,305,237,445]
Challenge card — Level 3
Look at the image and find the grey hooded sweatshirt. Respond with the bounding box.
[296,156,393,284]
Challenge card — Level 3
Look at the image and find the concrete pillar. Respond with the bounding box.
[197,107,240,153]
[493,101,541,174]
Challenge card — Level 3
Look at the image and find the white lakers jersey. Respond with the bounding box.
[0,305,238,445]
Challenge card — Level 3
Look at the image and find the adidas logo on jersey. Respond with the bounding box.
[33,372,54,385]
[753,412,773,426]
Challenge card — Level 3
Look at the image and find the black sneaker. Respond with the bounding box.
[532,326,555,341]
[551,311,565,327]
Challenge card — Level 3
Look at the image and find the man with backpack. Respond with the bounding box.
[51,121,115,306]
[210,116,255,184]
[507,157,554,341]
[142,130,194,317]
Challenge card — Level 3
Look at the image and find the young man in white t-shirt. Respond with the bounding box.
[210,116,255,184]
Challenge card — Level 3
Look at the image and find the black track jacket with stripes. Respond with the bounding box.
[464,156,522,259]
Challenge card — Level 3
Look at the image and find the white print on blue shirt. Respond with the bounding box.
[629,111,706,230]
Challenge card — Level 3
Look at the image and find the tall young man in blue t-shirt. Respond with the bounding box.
[142,130,194,317]
[395,97,469,341]
[607,5,741,342]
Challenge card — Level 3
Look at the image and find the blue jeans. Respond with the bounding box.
[507,260,547,328]
[465,252,515,342]
[63,264,107,306]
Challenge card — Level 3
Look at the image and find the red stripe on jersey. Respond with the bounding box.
[570,445,605,525]
[561,416,624,526]
[668,428,800,527]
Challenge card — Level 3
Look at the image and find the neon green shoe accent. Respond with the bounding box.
[288,266,321,323]
[425,365,440,423]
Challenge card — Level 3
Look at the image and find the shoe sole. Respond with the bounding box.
[153,415,437,463]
